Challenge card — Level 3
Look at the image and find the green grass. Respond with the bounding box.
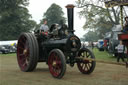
[1,48,127,62]
[0,48,116,62]
[0,53,16,57]
[92,48,116,62]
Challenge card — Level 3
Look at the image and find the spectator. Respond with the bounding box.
[123,17,128,33]
[91,42,94,50]
[116,41,125,62]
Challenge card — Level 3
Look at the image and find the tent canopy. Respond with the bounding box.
[105,0,128,8]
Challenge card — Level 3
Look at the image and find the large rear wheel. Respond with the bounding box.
[48,49,66,79]
[77,48,96,74]
[17,33,39,72]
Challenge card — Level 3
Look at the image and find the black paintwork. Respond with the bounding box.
[35,5,81,67]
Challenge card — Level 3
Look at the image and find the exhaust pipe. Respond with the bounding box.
[66,4,75,34]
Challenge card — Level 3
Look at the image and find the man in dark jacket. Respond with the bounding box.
[123,17,128,32]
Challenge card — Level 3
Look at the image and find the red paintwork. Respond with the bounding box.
[77,51,91,73]
[118,34,128,40]
[40,32,48,36]
[48,52,62,77]
[17,35,29,71]
[104,39,108,47]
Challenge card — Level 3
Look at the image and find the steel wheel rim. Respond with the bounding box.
[17,35,30,71]
[48,52,62,77]
[77,50,93,73]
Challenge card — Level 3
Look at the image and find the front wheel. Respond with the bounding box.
[77,48,96,74]
[48,49,66,79]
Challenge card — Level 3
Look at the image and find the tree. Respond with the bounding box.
[76,0,121,38]
[81,31,99,42]
[0,0,36,40]
[37,3,66,28]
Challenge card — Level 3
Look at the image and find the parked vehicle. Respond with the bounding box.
[103,32,111,51]
[107,25,121,56]
[9,45,17,53]
[108,31,121,56]
[0,40,17,54]
[0,45,10,54]
[97,39,104,51]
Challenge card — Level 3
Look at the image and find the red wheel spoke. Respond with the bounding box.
[81,63,84,68]
[48,50,66,78]
[87,63,91,68]
[22,36,26,42]
[56,56,60,65]
[18,40,26,46]
[19,54,24,57]
[55,55,61,75]
[54,56,57,64]
[20,56,26,63]
[57,64,61,70]
[81,64,83,70]
[17,35,28,71]
[77,49,96,74]
[52,53,56,57]
[86,52,90,58]
[58,61,61,67]
[53,66,59,76]
[22,62,27,67]
[17,33,39,72]
[21,57,26,61]
[84,64,88,71]
[56,69,60,75]
[18,46,24,50]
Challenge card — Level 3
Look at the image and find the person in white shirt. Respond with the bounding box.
[117,41,125,62]
[40,19,49,32]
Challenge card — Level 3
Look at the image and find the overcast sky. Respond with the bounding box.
[27,0,87,38]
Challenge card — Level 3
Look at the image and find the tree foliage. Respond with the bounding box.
[76,0,121,39]
[81,31,99,42]
[0,0,36,40]
[37,3,66,28]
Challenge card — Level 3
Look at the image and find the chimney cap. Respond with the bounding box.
[66,4,75,8]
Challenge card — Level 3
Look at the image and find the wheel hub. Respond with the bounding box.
[23,49,27,54]
[77,48,96,74]
[52,61,56,66]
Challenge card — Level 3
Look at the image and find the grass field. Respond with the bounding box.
[92,48,116,61]
[0,48,117,61]
[0,48,128,85]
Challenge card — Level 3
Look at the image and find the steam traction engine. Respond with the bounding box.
[17,5,96,79]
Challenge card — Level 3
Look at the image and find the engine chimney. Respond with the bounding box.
[66,4,75,34]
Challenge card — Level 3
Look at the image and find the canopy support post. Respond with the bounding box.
[120,5,123,30]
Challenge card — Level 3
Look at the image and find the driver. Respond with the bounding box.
[40,19,49,35]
